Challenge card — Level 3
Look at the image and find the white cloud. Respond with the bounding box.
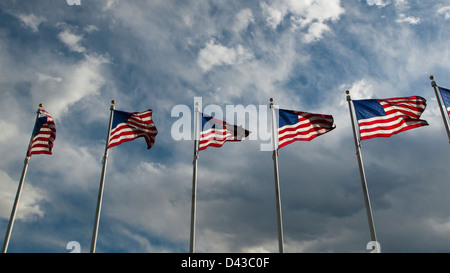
[302,21,331,44]
[0,120,18,144]
[366,0,423,25]
[260,2,285,29]
[233,9,255,33]
[261,0,344,43]
[37,73,62,83]
[102,0,119,11]
[340,79,374,102]
[394,0,410,10]
[43,54,108,117]
[396,13,421,24]
[366,0,390,7]
[437,6,450,20]
[84,25,99,33]
[0,170,47,221]
[58,29,86,53]
[16,14,45,32]
[197,39,253,72]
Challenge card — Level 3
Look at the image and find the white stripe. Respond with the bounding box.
[278,128,329,146]
[357,109,419,124]
[358,115,405,130]
[382,104,423,117]
[199,139,227,149]
[382,98,425,104]
[130,115,152,122]
[278,122,329,137]
[359,120,425,138]
[31,139,51,145]
[111,123,157,135]
[109,134,147,146]
[200,128,230,138]
[36,127,52,133]
[29,147,50,152]
[200,133,233,141]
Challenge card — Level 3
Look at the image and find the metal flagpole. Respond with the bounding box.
[430,76,450,143]
[270,98,284,253]
[90,100,115,253]
[2,104,42,253]
[189,102,200,253]
[346,91,379,251]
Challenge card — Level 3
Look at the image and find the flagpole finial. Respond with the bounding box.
[111,100,116,105]
[195,102,200,113]
[346,90,352,102]
[430,76,437,87]
[39,103,43,108]
[270,98,274,102]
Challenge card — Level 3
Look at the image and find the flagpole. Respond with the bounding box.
[90,100,115,253]
[270,98,284,253]
[2,104,42,253]
[430,76,450,143]
[346,91,378,249]
[189,102,200,253]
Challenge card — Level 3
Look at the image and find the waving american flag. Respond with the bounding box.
[28,109,56,156]
[353,96,428,140]
[199,114,250,151]
[278,109,335,149]
[108,109,158,149]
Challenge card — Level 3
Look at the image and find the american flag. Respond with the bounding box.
[28,109,56,156]
[353,96,428,140]
[278,109,335,149]
[438,86,450,116]
[108,109,158,149]
[199,114,250,151]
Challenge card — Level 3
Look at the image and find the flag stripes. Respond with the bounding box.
[199,128,234,150]
[278,109,335,149]
[108,109,158,149]
[199,114,250,151]
[354,96,428,140]
[28,109,56,156]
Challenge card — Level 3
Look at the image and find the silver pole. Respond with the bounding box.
[2,104,42,253]
[430,76,450,143]
[270,98,284,253]
[189,102,200,253]
[90,100,115,253]
[346,91,378,246]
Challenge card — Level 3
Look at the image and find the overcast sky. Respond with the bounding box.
[1,0,450,253]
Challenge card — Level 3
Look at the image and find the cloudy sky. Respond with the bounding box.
[1,0,450,253]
